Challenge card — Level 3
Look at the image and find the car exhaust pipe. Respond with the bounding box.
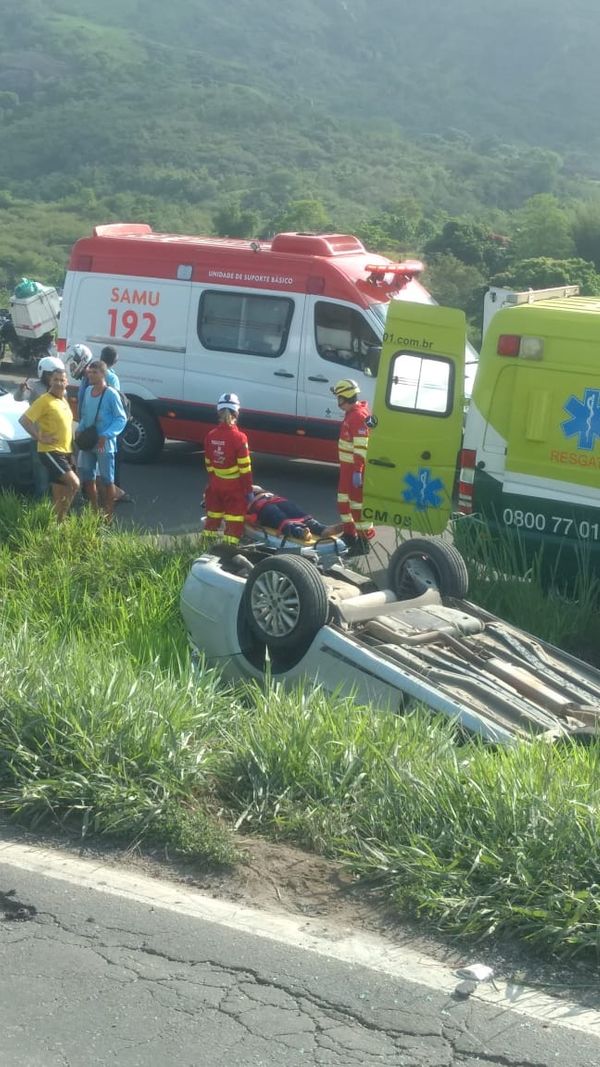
[336,587,441,624]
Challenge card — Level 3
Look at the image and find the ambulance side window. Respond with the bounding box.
[198,291,293,357]
[314,302,381,376]
[388,352,453,416]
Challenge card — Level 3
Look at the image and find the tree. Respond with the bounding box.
[269,199,329,234]
[510,195,575,261]
[570,200,600,271]
[213,199,260,239]
[491,257,600,296]
[423,253,485,315]
[423,219,510,274]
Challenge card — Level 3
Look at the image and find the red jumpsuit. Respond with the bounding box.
[204,422,253,543]
[337,399,373,539]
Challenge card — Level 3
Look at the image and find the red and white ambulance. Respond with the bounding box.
[58,223,448,462]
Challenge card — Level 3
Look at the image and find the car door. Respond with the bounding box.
[298,297,381,445]
[363,304,465,536]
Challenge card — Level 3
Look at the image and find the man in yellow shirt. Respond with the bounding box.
[19,369,80,521]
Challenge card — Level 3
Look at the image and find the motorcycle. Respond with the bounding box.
[0,308,55,367]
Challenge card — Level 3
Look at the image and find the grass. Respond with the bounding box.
[453,515,600,660]
[1,491,600,958]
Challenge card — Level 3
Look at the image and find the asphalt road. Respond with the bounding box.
[2,843,599,1067]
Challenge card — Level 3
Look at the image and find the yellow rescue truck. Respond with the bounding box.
[362,287,600,574]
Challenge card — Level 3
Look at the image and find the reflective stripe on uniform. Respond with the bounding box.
[213,468,244,480]
[223,512,245,522]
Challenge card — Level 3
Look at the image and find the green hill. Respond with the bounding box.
[0,0,599,289]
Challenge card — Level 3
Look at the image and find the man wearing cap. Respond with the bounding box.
[203,393,253,545]
[330,378,374,556]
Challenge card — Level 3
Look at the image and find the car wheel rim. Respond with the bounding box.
[250,571,301,637]
[124,420,144,452]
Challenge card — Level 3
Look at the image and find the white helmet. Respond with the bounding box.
[38,355,65,378]
[67,343,94,380]
[217,392,240,414]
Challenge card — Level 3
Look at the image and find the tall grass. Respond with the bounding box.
[213,682,600,954]
[453,516,600,658]
[1,492,600,956]
[0,494,236,862]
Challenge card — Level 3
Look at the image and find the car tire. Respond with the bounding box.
[388,538,469,599]
[121,401,164,464]
[242,555,328,652]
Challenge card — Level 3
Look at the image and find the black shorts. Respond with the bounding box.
[39,451,75,484]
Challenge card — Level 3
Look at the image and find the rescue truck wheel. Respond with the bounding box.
[388,538,469,600]
[242,555,328,653]
[122,401,164,463]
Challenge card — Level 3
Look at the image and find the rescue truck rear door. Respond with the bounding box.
[362,304,465,536]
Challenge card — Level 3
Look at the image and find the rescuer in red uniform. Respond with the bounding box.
[203,392,253,545]
[331,378,374,555]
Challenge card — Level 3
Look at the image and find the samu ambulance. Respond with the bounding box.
[59,223,476,464]
[361,287,600,571]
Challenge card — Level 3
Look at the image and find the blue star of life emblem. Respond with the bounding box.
[561,388,600,451]
[402,467,444,511]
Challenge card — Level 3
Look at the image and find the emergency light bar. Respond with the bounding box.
[362,260,424,292]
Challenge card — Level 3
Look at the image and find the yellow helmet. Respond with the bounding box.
[330,378,360,400]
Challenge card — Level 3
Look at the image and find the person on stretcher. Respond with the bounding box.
[246,486,342,542]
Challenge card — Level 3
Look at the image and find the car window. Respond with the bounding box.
[388,352,454,416]
[315,301,381,376]
[198,291,294,357]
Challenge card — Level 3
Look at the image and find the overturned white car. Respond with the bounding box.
[181,538,600,744]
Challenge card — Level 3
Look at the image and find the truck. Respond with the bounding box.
[458,286,600,575]
[57,223,478,464]
[357,286,600,577]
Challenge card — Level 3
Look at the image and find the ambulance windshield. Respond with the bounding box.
[370,302,389,328]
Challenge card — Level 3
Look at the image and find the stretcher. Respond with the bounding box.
[242,522,348,557]
[199,515,348,557]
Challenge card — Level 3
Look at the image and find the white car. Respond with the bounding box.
[0,386,34,490]
[181,539,600,744]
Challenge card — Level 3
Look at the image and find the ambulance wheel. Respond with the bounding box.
[121,402,164,463]
[388,538,469,600]
[242,555,328,653]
